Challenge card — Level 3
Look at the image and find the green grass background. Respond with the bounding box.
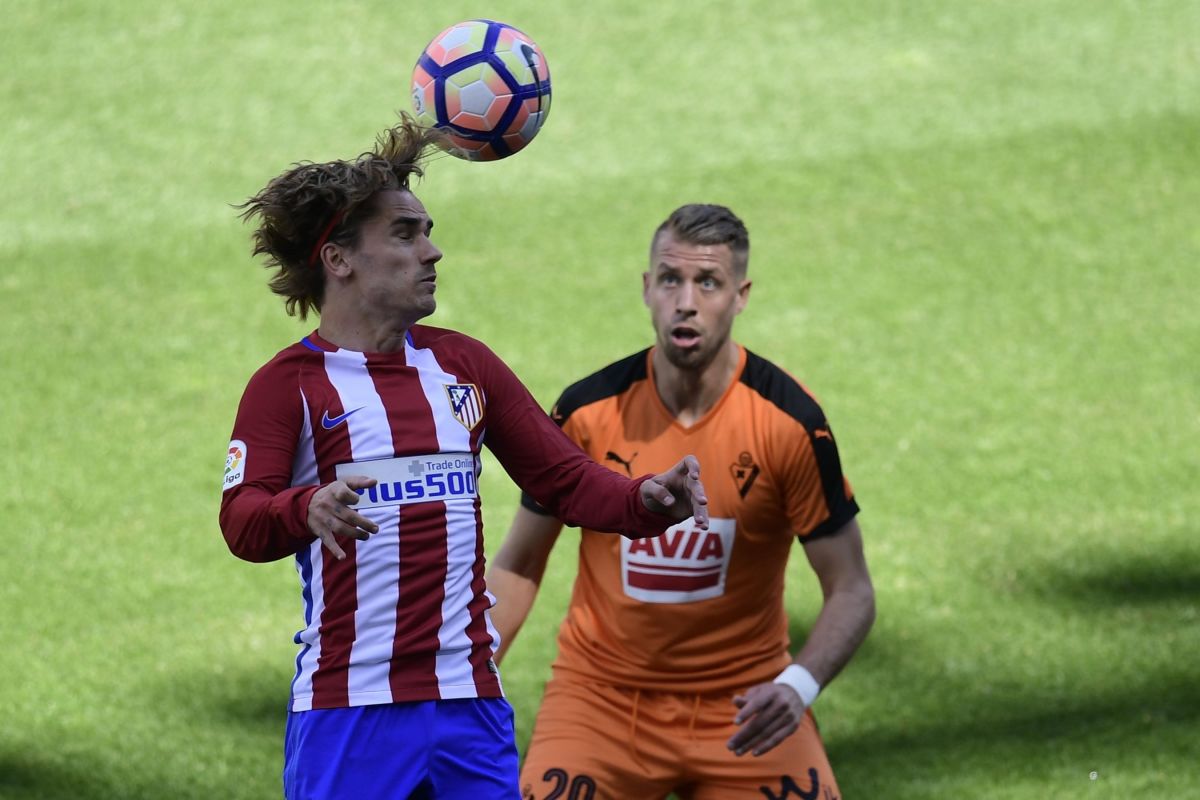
[2,1,1198,797]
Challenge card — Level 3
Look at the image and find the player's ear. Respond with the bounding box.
[642,271,651,305]
[735,279,752,314]
[322,243,353,279]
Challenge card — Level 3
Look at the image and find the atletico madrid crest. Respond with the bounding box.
[444,383,483,430]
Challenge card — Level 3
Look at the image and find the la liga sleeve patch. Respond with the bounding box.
[223,440,247,491]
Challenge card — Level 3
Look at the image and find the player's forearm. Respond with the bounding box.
[501,437,661,537]
[793,579,875,687]
[484,566,541,664]
[219,485,318,563]
[485,375,671,537]
[550,462,669,537]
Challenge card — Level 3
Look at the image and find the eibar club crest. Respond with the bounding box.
[444,383,483,430]
[730,451,760,498]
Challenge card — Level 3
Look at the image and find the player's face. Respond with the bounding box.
[643,230,750,371]
[340,189,442,327]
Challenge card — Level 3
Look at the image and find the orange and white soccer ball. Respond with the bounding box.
[411,19,552,161]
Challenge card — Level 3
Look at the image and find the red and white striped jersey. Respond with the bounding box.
[220,326,670,711]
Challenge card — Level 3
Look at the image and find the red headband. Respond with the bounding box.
[308,209,346,267]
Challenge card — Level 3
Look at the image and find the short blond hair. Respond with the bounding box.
[652,204,750,276]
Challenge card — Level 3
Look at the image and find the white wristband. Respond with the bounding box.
[774,664,821,708]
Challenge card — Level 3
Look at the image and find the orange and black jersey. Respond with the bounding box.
[521,346,859,693]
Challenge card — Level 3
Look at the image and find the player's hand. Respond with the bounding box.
[639,455,708,530]
[306,476,380,560]
[727,681,807,757]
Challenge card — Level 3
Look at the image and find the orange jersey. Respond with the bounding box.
[521,346,859,694]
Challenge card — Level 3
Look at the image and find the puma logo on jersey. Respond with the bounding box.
[605,450,638,477]
[621,518,736,604]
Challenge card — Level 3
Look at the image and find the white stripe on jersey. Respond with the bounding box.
[292,389,319,486]
[406,338,487,697]
[323,350,403,707]
[482,587,504,694]
[326,350,394,462]
[291,541,326,712]
[290,394,324,712]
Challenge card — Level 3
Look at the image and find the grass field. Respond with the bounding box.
[2,1,1198,798]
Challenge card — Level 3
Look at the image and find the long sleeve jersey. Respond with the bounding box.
[220,326,671,710]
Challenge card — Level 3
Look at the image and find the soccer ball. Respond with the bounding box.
[411,19,552,161]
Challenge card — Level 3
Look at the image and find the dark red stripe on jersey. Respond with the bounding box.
[411,347,499,695]
[466,496,503,695]
[389,506,448,699]
[310,544,359,708]
[364,354,447,698]
[305,359,358,709]
[366,353,442,457]
[627,570,721,591]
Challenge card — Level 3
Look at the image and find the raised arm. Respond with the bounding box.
[478,344,705,536]
[485,505,565,664]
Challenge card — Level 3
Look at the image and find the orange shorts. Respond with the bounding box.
[519,676,840,800]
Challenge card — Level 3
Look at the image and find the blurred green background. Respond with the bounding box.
[2,1,1197,797]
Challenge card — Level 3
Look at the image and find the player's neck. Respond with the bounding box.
[317,308,411,354]
[652,340,741,427]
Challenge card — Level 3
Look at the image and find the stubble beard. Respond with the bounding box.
[660,332,725,374]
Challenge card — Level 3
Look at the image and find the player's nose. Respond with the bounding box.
[676,282,698,312]
[421,236,443,264]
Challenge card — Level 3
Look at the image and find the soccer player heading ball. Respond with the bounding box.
[219,115,708,798]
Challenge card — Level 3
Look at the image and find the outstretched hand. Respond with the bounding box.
[639,454,708,530]
[306,476,380,560]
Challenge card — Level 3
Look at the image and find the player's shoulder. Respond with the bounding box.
[235,338,320,409]
[410,323,506,363]
[409,323,480,350]
[552,349,650,424]
[738,348,830,432]
[245,338,319,383]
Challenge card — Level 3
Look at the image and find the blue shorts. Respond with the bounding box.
[283,698,519,799]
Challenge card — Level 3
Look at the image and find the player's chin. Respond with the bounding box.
[661,342,706,369]
[409,296,437,322]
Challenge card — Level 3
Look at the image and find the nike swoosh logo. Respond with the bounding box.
[321,407,363,430]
